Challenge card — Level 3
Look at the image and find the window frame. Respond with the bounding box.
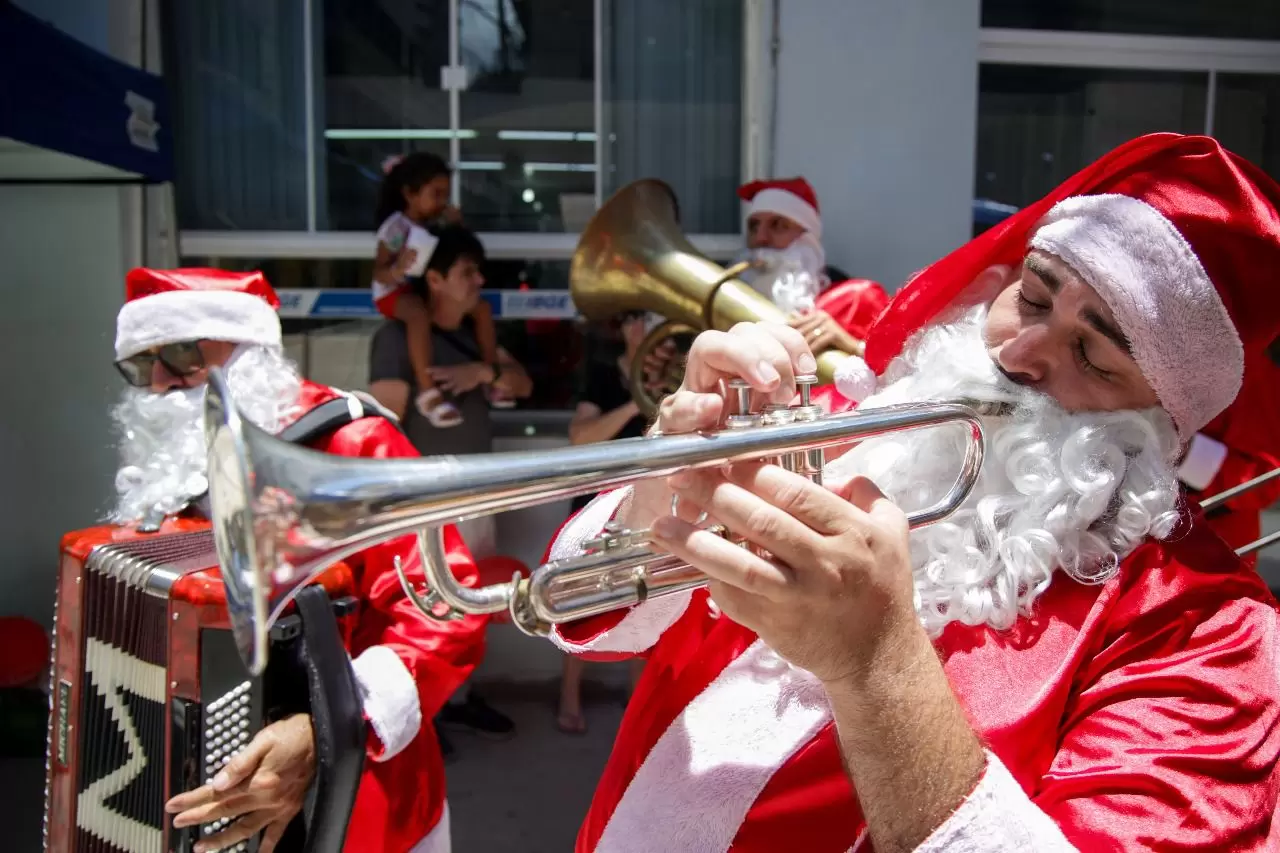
[979,27,1280,139]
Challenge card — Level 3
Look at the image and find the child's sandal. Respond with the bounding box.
[416,388,464,427]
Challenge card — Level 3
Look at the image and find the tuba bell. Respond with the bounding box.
[570,179,862,416]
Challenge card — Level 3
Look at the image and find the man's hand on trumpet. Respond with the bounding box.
[633,321,922,681]
[626,321,985,853]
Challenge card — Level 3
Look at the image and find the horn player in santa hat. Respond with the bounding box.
[541,133,1280,852]
[109,268,487,853]
[736,175,892,372]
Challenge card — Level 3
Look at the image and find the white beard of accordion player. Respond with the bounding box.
[824,307,1182,636]
[109,345,303,525]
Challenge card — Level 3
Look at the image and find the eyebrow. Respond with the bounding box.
[1024,254,1133,354]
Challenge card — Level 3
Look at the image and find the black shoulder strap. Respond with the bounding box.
[278,391,406,446]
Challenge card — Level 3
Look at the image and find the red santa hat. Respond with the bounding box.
[738,177,823,241]
[115,268,283,361]
[859,133,1280,442]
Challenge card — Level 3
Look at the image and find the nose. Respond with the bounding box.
[148,359,184,393]
[994,325,1054,385]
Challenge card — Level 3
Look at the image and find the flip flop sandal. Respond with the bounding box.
[417,389,464,427]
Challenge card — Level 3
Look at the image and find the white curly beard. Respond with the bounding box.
[827,307,1182,636]
[108,345,304,525]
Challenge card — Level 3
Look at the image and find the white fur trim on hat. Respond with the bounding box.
[834,354,878,403]
[1029,194,1244,440]
[747,188,822,240]
[115,289,283,360]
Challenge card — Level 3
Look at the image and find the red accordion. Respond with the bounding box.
[44,519,359,853]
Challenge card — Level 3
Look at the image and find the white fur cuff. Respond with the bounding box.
[115,289,282,360]
[1178,432,1229,492]
[548,487,691,655]
[352,645,423,762]
[915,751,1076,852]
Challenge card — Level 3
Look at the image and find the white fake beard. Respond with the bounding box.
[108,345,304,525]
[826,307,1182,636]
[733,243,828,311]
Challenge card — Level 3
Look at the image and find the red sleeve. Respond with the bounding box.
[815,278,891,340]
[1200,444,1280,514]
[313,417,489,759]
[1034,545,1280,851]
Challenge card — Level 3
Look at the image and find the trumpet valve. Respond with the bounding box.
[726,379,761,430]
[583,521,650,554]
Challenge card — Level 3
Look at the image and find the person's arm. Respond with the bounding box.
[368,380,409,420]
[569,400,641,446]
[368,325,413,421]
[494,345,533,399]
[472,298,501,368]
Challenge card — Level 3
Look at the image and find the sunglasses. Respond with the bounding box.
[115,341,208,388]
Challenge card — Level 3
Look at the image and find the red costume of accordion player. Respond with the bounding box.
[44,268,488,853]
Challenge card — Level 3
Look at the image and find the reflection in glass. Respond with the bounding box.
[166,2,311,230]
[322,0,453,230]
[973,64,1206,233]
[602,0,743,234]
[459,1,594,232]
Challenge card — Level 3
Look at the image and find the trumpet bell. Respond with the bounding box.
[205,368,271,674]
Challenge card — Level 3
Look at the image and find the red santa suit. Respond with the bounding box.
[547,134,1280,852]
[115,268,487,853]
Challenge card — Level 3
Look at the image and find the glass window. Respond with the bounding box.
[167,0,746,236]
[982,0,1280,41]
[165,0,312,230]
[321,0,453,231]
[459,1,596,232]
[973,64,1207,233]
[601,0,744,234]
[1214,74,1280,182]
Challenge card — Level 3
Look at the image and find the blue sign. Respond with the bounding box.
[275,290,579,320]
[0,4,174,182]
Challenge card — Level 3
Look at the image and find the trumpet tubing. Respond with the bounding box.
[204,369,986,674]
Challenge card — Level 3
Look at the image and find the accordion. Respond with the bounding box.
[45,519,365,853]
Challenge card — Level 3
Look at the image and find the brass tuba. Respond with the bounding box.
[569,179,862,416]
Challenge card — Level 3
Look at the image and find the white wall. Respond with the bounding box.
[0,187,126,623]
[773,0,981,290]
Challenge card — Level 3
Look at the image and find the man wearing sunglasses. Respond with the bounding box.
[109,267,485,853]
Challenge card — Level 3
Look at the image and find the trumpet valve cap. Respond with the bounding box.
[795,374,818,407]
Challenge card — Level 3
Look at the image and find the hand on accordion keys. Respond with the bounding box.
[166,713,317,853]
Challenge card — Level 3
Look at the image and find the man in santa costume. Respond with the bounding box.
[107,267,485,853]
[547,133,1280,852]
[736,176,891,358]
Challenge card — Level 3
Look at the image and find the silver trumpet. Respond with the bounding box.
[204,369,985,675]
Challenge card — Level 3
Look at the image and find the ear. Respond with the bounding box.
[425,268,445,289]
